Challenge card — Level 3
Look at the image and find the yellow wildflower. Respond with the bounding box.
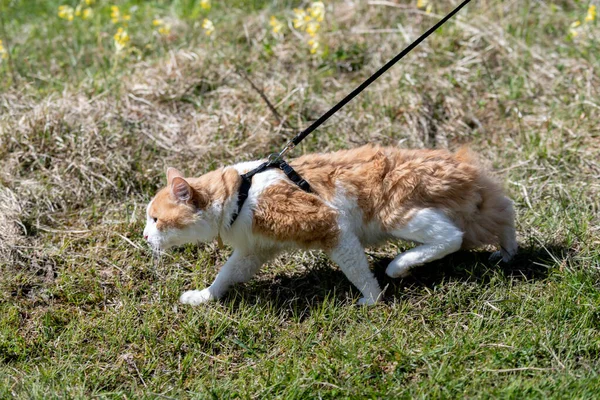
[82,8,93,20]
[425,3,433,14]
[110,6,120,23]
[308,38,319,54]
[111,5,130,24]
[153,18,171,35]
[586,5,597,22]
[269,16,284,34]
[308,2,325,22]
[569,20,581,37]
[200,0,211,10]
[202,18,215,36]
[293,8,308,29]
[58,5,75,21]
[417,0,428,9]
[159,24,171,36]
[114,27,130,52]
[0,40,7,60]
[305,21,320,37]
[75,5,82,17]
[85,0,94,5]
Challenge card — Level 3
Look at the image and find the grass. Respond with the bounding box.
[1,0,600,397]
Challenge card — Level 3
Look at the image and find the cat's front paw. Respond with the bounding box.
[357,297,377,306]
[180,289,215,305]
[357,291,383,306]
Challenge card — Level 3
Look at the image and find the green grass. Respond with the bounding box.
[1,0,600,397]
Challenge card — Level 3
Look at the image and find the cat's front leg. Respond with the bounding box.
[180,249,271,305]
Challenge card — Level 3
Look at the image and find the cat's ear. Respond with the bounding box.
[167,167,184,185]
[171,177,192,203]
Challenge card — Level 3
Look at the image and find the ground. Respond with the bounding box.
[0,0,599,398]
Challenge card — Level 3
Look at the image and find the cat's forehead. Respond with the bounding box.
[148,188,175,215]
[146,198,154,215]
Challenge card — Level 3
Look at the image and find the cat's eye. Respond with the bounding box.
[152,217,157,223]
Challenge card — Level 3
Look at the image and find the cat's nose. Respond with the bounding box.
[144,235,148,240]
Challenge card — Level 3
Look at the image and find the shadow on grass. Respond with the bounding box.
[224,244,572,312]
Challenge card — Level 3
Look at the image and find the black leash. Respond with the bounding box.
[228,0,473,227]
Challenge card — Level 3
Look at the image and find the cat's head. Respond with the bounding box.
[143,168,216,250]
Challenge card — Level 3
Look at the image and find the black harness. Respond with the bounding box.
[228,159,311,227]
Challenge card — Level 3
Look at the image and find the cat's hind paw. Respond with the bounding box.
[489,247,517,263]
[386,263,413,278]
[489,251,503,263]
[180,289,215,305]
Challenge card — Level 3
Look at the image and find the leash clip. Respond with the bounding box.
[267,141,295,166]
[267,153,281,166]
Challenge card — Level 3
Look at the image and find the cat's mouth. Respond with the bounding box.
[147,236,178,252]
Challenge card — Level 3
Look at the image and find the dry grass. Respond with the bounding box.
[1,0,599,397]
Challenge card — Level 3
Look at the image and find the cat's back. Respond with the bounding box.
[291,144,475,174]
[290,144,480,198]
[290,144,496,228]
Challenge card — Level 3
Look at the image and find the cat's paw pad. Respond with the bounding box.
[180,289,215,305]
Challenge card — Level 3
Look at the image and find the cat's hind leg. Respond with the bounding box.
[328,233,383,305]
[386,208,463,278]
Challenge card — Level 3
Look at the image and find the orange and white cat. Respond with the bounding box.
[143,145,517,305]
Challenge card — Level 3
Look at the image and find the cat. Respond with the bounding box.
[143,144,517,305]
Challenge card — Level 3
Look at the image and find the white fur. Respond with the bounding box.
[144,164,483,306]
[386,208,463,278]
[326,184,390,247]
[323,185,385,304]
[328,231,382,305]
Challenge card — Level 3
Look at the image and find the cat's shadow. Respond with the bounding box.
[223,245,571,312]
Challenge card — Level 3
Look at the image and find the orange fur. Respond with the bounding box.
[252,181,340,249]
[151,145,513,251]
[261,145,511,249]
[149,188,199,231]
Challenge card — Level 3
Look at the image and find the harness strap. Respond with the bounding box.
[277,160,311,192]
[227,160,312,227]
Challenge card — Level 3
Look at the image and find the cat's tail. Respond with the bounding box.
[461,174,518,262]
[493,197,518,262]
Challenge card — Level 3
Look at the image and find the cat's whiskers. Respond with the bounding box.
[150,244,162,267]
